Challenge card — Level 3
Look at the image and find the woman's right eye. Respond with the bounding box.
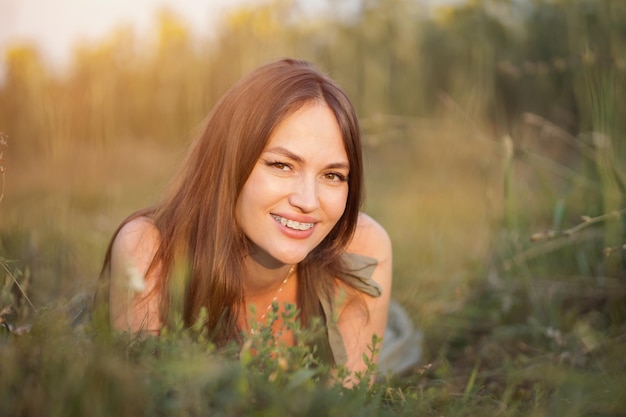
[264,160,291,171]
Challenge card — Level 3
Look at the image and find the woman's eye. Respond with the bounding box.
[323,172,347,182]
[265,160,291,171]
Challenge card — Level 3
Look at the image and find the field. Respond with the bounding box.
[1,0,625,415]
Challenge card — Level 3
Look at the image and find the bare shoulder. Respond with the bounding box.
[345,212,393,298]
[111,216,161,266]
[109,216,163,332]
[338,212,393,379]
[347,212,392,263]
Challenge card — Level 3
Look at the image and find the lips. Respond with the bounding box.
[270,214,315,231]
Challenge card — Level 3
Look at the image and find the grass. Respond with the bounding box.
[1,108,624,415]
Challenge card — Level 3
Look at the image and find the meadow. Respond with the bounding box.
[1,0,625,415]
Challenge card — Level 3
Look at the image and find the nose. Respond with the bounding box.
[288,175,319,213]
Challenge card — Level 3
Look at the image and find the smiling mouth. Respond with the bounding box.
[271,214,315,231]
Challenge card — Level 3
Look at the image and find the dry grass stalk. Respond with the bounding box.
[530,208,626,242]
[0,132,6,204]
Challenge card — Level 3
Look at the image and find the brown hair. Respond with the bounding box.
[98,59,363,353]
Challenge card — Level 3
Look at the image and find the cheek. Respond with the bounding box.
[236,174,281,227]
[323,188,349,221]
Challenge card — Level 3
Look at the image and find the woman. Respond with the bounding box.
[96,58,392,379]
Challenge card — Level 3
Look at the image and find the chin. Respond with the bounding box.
[274,251,312,266]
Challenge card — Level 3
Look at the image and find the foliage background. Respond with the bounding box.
[1,0,625,415]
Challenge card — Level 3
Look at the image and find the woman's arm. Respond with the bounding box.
[108,217,163,333]
[338,212,393,381]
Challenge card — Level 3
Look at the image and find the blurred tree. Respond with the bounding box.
[425,0,516,125]
[70,35,125,148]
[212,0,297,82]
[0,0,624,167]
[0,45,55,156]
[151,9,209,143]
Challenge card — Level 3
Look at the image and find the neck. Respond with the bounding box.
[242,257,294,296]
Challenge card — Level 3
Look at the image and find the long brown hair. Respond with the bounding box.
[98,58,363,350]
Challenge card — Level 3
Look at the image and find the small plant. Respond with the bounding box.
[0,258,35,334]
[0,298,396,417]
[0,136,37,334]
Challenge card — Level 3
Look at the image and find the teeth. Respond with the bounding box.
[271,214,314,231]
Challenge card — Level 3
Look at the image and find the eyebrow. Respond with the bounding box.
[264,146,350,170]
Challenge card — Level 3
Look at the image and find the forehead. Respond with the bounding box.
[263,102,348,162]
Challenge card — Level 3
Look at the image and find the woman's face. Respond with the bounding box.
[236,101,350,268]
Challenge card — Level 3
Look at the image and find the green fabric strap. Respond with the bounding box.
[321,252,382,366]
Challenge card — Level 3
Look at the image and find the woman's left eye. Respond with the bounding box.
[323,172,347,182]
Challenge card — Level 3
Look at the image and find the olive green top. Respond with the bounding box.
[321,252,382,365]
